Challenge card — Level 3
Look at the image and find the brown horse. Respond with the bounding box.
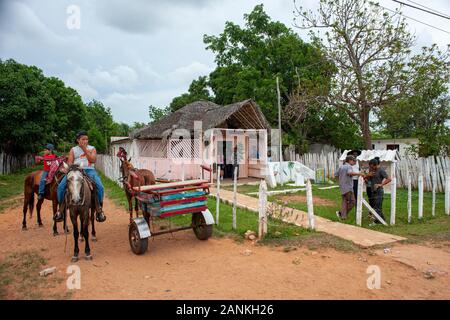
[119,158,156,222]
[22,164,68,235]
[65,165,93,262]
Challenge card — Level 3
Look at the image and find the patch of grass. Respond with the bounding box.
[0,250,69,300]
[261,183,449,242]
[100,172,313,241]
[0,166,40,212]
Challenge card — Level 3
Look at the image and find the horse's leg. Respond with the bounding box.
[36,197,44,227]
[70,212,79,262]
[91,206,97,242]
[51,199,59,235]
[83,213,92,260]
[134,197,140,218]
[126,191,133,223]
[22,194,30,231]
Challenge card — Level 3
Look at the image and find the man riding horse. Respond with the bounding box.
[54,131,107,223]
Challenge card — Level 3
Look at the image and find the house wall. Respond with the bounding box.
[372,138,419,156]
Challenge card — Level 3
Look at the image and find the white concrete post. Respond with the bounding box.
[232,166,238,230]
[356,176,363,226]
[390,162,397,226]
[407,174,412,224]
[181,162,185,182]
[432,168,436,217]
[418,174,424,219]
[258,180,268,239]
[216,166,220,225]
[445,173,450,215]
[306,179,315,230]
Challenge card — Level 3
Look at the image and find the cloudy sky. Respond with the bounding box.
[1,0,449,124]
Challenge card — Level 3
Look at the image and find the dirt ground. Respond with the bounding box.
[278,194,335,206]
[0,196,449,300]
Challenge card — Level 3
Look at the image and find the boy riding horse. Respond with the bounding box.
[54,131,106,223]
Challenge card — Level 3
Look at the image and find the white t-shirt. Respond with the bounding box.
[351,161,360,181]
[72,145,96,169]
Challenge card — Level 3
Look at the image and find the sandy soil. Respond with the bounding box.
[278,194,335,206]
[0,196,449,300]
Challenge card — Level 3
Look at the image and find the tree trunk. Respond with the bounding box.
[361,109,372,150]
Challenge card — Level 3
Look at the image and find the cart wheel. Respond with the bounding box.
[192,212,213,240]
[129,221,148,255]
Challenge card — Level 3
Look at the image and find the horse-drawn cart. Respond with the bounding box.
[126,179,214,255]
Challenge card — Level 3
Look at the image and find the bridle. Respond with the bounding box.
[66,165,86,206]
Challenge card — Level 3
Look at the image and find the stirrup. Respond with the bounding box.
[54,212,64,222]
[96,211,106,222]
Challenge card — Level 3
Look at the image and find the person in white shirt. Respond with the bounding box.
[350,150,361,206]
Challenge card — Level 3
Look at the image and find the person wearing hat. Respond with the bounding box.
[334,155,364,219]
[37,143,57,200]
[54,131,106,223]
[349,150,361,206]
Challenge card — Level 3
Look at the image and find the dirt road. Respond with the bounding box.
[0,196,449,299]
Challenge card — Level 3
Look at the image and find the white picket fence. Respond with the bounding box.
[294,151,450,192]
[0,152,35,174]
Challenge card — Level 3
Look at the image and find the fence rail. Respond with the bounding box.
[0,152,35,174]
[293,151,450,192]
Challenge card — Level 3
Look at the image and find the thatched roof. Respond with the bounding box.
[132,99,271,140]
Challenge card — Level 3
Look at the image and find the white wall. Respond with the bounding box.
[372,138,419,156]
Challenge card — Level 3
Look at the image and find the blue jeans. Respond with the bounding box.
[38,171,49,196]
[57,169,104,207]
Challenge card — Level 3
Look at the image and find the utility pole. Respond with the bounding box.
[276,77,283,164]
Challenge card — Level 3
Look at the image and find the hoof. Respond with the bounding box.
[38,224,44,228]
[71,256,79,263]
[22,226,27,231]
[85,255,93,261]
[92,237,97,242]
[53,232,59,236]
[65,229,70,234]
[79,238,84,242]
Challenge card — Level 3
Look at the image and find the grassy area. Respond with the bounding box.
[0,250,71,300]
[0,166,40,212]
[100,172,361,251]
[226,182,450,242]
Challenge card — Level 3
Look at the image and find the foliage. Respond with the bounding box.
[294,0,418,149]
[148,105,170,123]
[169,76,213,112]
[376,45,450,156]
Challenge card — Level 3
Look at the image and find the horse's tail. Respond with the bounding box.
[23,175,35,218]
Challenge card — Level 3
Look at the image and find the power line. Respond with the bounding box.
[392,0,450,20]
[406,0,450,18]
[380,4,450,35]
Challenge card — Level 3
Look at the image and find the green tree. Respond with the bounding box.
[0,59,56,154]
[148,105,170,123]
[169,76,212,112]
[295,0,416,149]
[377,45,450,156]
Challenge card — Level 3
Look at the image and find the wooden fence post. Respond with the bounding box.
[445,173,450,215]
[306,179,315,230]
[232,166,238,230]
[432,167,436,217]
[418,173,424,219]
[390,161,397,225]
[216,166,220,225]
[258,180,268,239]
[407,174,412,224]
[356,176,363,226]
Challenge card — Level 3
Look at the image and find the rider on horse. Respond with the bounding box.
[54,131,107,223]
[37,143,57,201]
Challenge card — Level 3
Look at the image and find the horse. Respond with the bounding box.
[65,165,94,262]
[22,161,69,235]
[119,157,156,223]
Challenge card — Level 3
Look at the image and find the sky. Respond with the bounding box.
[1,0,449,125]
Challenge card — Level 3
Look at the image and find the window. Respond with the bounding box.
[386,144,400,151]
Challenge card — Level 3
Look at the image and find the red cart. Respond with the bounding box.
[127,179,214,255]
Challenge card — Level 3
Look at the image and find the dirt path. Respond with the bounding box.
[0,196,449,299]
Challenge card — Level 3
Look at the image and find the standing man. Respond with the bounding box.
[335,155,364,219]
[365,158,391,223]
[54,131,106,223]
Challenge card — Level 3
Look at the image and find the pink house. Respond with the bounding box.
[110,99,271,182]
